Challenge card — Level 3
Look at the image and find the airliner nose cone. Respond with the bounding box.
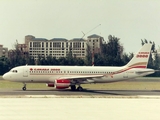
[2,73,8,80]
[2,74,5,80]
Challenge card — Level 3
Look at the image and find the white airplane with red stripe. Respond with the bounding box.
[2,44,155,91]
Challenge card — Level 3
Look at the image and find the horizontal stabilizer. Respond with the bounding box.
[135,69,155,74]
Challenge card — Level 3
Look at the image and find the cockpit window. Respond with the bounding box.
[12,70,18,73]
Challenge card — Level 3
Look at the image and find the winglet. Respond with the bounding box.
[125,44,152,68]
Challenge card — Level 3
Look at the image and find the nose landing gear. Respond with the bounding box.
[22,83,26,91]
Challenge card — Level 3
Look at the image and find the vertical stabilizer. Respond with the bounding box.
[125,44,152,68]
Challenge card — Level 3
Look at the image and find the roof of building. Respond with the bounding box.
[50,38,68,41]
[87,34,102,38]
[70,38,85,41]
[31,38,48,41]
[25,35,35,37]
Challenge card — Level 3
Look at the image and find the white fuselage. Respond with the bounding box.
[2,65,154,84]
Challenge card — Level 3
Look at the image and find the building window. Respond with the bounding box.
[50,42,52,47]
[33,42,41,47]
[42,42,44,47]
[30,42,32,47]
[82,42,84,47]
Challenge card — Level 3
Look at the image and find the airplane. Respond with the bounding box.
[2,44,155,91]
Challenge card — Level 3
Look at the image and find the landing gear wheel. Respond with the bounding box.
[22,87,26,91]
[77,86,83,91]
[22,83,26,91]
[71,85,76,91]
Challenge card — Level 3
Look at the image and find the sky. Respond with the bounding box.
[0,0,160,53]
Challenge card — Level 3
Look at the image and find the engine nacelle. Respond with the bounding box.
[46,83,54,87]
[55,79,70,89]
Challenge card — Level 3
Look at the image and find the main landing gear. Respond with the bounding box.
[70,85,83,91]
[22,83,26,91]
[77,86,83,91]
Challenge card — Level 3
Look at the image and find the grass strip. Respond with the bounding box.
[0,80,160,90]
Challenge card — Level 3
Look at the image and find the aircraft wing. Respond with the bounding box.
[48,75,104,82]
[58,75,104,80]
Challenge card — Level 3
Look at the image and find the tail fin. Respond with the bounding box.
[125,44,152,68]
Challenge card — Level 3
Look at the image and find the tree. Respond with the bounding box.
[58,57,68,65]
[101,35,124,66]
[94,53,105,66]
[75,58,85,65]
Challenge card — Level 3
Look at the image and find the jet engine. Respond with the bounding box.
[55,79,70,89]
[46,83,55,87]
[46,79,70,89]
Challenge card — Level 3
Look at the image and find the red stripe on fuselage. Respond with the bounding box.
[113,65,146,75]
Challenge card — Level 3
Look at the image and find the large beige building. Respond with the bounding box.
[19,34,104,59]
[29,37,68,58]
[87,34,105,54]
[28,37,87,59]
[0,45,8,57]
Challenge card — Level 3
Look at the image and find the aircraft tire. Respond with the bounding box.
[22,87,26,91]
[77,86,83,91]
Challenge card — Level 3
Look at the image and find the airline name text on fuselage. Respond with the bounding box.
[30,68,60,71]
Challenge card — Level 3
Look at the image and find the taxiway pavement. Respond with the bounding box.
[0,88,160,97]
[1,77,160,97]
[1,98,160,120]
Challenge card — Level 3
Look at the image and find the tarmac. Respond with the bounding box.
[0,78,160,120]
[1,88,160,97]
[0,97,160,120]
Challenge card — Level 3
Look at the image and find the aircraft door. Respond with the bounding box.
[123,72,128,78]
[23,67,28,77]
